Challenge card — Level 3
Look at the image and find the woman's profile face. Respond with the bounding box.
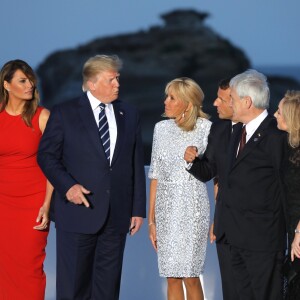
[274,99,288,132]
[164,88,186,119]
[4,69,34,102]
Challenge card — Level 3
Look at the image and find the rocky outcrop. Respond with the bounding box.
[36,9,300,163]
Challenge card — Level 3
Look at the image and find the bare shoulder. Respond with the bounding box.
[39,108,51,133]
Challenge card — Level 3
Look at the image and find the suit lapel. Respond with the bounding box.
[232,115,274,168]
[77,94,107,160]
[227,122,243,170]
[111,100,125,165]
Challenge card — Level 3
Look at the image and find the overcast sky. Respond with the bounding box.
[1,0,300,69]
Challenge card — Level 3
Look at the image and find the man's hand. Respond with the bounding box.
[129,217,143,236]
[66,184,90,207]
[184,146,198,163]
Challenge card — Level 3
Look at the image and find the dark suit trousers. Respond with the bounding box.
[216,237,239,300]
[56,211,127,300]
[230,246,284,300]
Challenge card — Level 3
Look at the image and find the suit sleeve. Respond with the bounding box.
[131,111,147,217]
[148,123,159,179]
[188,123,217,182]
[37,106,77,196]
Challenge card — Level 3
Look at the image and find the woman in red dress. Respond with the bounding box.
[0,60,53,299]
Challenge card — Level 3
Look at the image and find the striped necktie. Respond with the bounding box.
[98,103,110,161]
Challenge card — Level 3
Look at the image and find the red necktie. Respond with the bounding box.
[237,125,246,156]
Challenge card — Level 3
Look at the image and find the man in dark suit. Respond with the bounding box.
[223,70,286,300]
[185,70,286,299]
[184,78,239,300]
[38,55,146,300]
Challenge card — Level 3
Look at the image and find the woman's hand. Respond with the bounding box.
[149,224,157,252]
[33,203,50,231]
[209,223,216,244]
[291,232,300,261]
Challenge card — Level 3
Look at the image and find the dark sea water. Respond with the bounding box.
[255,65,300,82]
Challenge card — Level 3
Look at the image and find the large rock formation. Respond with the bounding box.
[37,9,300,163]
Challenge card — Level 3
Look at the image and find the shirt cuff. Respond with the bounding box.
[184,161,193,170]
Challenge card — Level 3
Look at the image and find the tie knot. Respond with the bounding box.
[99,103,106,110]
[242,125,247,135]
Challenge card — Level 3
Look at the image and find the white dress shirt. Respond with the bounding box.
[87,91,117,163]
[244,109,268,142]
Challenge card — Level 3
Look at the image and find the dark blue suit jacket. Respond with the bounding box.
[189,120,234,241]
[38,94,146,234]
[190,116,287,251]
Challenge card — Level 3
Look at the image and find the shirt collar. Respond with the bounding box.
[87,91,113,111]
[245,109,268,135]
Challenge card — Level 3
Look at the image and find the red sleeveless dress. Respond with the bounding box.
[0,107,48,300]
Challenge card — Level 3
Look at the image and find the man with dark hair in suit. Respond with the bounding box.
[38,55,146,300]
[186,70,286,300]
[185,78,239,300]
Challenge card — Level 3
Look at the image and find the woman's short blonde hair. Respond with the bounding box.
[281,90,300,148]
[82,55,122,91]
[165,77,209,131]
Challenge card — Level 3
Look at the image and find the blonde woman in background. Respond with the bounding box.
[275,90,300,299]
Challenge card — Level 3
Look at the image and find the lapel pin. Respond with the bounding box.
[254,133,261,142]
[120,111,124,115]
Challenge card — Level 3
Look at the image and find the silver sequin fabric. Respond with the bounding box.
[148,118,211,277]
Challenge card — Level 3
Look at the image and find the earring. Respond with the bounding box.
[182,112,185,119]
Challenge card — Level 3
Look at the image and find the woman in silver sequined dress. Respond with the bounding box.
[148,78,211,300]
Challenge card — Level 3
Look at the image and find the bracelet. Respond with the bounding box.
[295,229,300,234]
[148,222,155,226]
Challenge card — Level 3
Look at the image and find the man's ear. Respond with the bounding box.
[244,96,252,109]
[87,80,95,91]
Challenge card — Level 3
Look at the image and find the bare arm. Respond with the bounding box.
[34,181,54,230]
[209,177,219,243]
[34,108,54,230]
[38,108,50,133]
[148,179,158,251]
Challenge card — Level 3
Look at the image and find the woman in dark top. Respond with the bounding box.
[274,90,300,299]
